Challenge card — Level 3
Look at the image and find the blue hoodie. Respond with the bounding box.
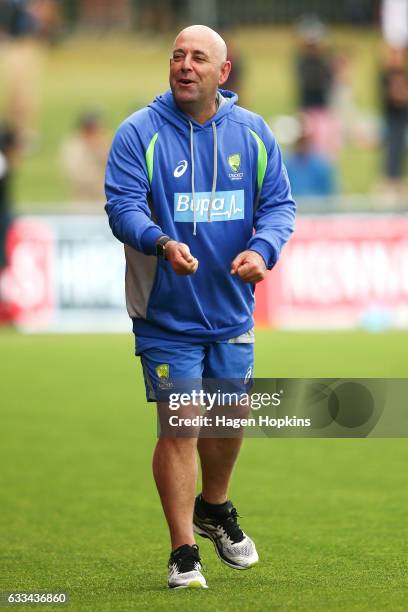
[105,89,295,343]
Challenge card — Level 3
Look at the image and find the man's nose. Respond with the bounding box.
[181,54,193,71]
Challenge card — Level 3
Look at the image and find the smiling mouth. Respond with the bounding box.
[179,79,195,85]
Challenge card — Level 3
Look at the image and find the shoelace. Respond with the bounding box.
[170,546,201,573]
[217,507,245,544]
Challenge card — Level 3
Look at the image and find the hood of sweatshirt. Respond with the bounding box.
[148,88,238,130]
[147,88,238,235]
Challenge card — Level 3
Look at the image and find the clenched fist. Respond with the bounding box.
[165,241,199,275]
[230,250,266,283]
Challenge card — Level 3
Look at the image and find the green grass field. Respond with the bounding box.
[1,330,408,611]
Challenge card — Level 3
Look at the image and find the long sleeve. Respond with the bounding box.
[247,134,296,269]
[104,120,163,255]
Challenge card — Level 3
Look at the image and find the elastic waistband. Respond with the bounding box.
[132,318,254,346]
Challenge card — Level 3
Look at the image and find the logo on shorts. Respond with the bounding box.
[173,160,188,178]
[156,364,170,380]
[244,366,253,384]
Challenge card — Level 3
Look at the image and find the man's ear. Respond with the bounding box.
[218,60,232,86]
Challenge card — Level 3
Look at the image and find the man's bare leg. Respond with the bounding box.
[194,435,259,570]
[153,403,199,550]
[197,437,243,503]
[153,437,198,549]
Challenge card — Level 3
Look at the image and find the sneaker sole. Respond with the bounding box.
[169,580,208,589]
[193,522,259,571]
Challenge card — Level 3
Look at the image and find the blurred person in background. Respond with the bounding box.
[382,0,408,51]
[29,0,60,41]
[295,15,341,159]
[0,121,18,321]
[285,119,337,198]
[380,46,408,195]
[78,0,132,31]
[0,0,60,148]
[330,48,381,151]
[60,111,109,204]
[329,49,358,146]
[221,31,245,102]
[136,0,183,34]
[0,121,18,267]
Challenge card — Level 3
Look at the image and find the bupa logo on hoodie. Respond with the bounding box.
[174,190,244,222]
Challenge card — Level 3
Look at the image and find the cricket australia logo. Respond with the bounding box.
[156,364,169,379]
[228,153,241,173]
[155,363,174,390]
[228,153,244,180]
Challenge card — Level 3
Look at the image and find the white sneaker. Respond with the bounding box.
[193,495,259,570]
[167,544,208,589]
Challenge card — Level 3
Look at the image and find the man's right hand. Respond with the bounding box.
[165,241,199,275]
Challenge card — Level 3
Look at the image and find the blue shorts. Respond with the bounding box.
[136,333,254,403]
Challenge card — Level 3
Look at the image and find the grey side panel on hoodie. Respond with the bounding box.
[124,244,157,319]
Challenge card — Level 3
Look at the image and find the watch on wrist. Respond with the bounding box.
[156,236,172,259]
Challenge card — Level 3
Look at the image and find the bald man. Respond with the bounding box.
[105,25,296,589]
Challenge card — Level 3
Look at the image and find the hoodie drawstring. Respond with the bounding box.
[209,121,217,223]
[189,120,218,236]
[189,121,197,236]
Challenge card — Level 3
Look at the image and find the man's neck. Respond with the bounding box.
[176,96,219,125]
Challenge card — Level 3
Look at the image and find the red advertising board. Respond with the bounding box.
[255,215,408,330]
[1,218,55,328]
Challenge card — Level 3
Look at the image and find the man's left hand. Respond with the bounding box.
[230,250,267,283]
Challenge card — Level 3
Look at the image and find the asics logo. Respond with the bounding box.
[173,160,188,178]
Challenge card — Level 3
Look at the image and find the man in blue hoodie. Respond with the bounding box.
[105,25,295,589]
